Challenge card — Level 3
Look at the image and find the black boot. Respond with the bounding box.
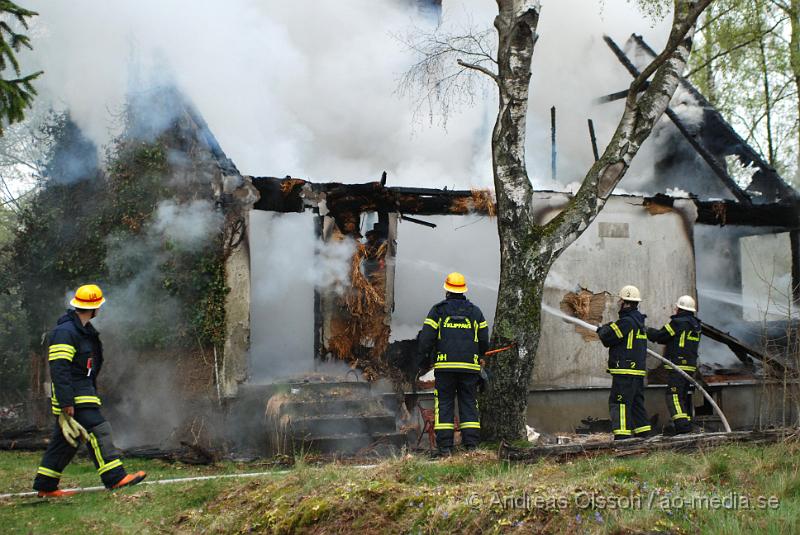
[429,448,453,459]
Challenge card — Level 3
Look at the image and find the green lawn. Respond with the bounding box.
[1,441,799,534]
[0,451,288,534]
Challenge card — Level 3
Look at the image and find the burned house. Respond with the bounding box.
[5,34,798,456]
[212,34,799,444]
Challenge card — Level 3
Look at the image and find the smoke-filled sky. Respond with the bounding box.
[24,0,672,189]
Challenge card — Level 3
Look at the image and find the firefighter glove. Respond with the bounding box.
[58,413,90,447]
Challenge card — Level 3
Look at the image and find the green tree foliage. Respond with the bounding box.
[10,114,105,336]
[688,0,799,183]
[0,203,29,397]
[0,1,41,135]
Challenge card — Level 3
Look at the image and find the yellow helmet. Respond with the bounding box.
[444,272,468,293]
[70,284,106,310]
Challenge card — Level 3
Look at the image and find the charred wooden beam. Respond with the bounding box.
[251,176,306,212]
[630,33,797,203]
[251,177,495,219]
[594,82,650,104]
[664,107,753,205]
[587,119,599,162]
[499,428,797,463]
[603,35,752,205]
[644,194,798,227]
[700,321,773,368]
[694,199,798,227]
[400,214,437,228]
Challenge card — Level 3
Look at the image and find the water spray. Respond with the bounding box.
[541,304,732,433]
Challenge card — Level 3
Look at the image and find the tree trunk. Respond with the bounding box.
[789,0,800,184]
[481,0,709,442]
[757,32,776,166]
[480,0,544,442]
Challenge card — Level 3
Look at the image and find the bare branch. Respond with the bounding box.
[767,0,791,12]
[696,4,736,33]
[456,59,499,82]
[629,0,715,99]
[396,22,497,124]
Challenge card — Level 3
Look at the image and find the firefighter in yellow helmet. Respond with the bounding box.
[596,285,652,440]
[416,272,489,456]
[32,285,146,497]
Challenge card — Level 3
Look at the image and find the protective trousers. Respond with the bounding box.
[609,375,651,438]
[666,372,694,433]
[434,372,480,449]
[33,407,127,491]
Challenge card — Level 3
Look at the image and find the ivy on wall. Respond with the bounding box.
[5,95,229,383]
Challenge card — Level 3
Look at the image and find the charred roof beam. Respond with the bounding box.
[645,193,798,227]
[249,177,496,218]
[630,33,796,203]
[602,35,753,205]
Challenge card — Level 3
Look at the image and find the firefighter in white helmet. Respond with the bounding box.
[596,285,652,439]
[648,295,701,434]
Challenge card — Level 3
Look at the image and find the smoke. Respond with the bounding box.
[22,0,674,191]
[692,224,789,368]
[390,214,500,344]
[17,1,734,441]
[248,211,357,382]
[88,198,222,448]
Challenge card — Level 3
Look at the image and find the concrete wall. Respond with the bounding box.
[741,232,793,321]
[532,194,697,387]
[524,381,799,433]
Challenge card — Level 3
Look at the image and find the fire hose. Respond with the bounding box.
[543,305,731,433]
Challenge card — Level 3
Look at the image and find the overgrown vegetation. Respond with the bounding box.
[1,441,799,534]
[1,91,228,397]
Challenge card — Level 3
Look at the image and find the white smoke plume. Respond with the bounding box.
[88,199,222,447]
[248,211,357,382]
[23,0,672,189]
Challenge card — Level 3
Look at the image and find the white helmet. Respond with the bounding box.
[618,285,642,302]
[676,295,696,312]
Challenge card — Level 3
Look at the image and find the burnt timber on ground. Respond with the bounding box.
[499,428,798,463]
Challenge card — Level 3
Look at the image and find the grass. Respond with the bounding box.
[1,441,799,534]
[0,451,287,534]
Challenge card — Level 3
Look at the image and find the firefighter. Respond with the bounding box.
[647,295,701,434]
[416,272,489,455]
[597,285,652,440]
[33,285,146,497]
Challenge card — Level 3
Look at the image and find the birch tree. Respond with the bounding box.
[404,0,714,441]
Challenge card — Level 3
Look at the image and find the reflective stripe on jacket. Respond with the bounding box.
[597,307,648,376]
[647,310,701,373]
[48,310,104,414]
[417,296,489,373]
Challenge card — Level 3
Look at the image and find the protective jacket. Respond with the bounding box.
[417,295,489,373]
[647,310,701,373]
[597,307,648,377]
[48,310,104,414]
